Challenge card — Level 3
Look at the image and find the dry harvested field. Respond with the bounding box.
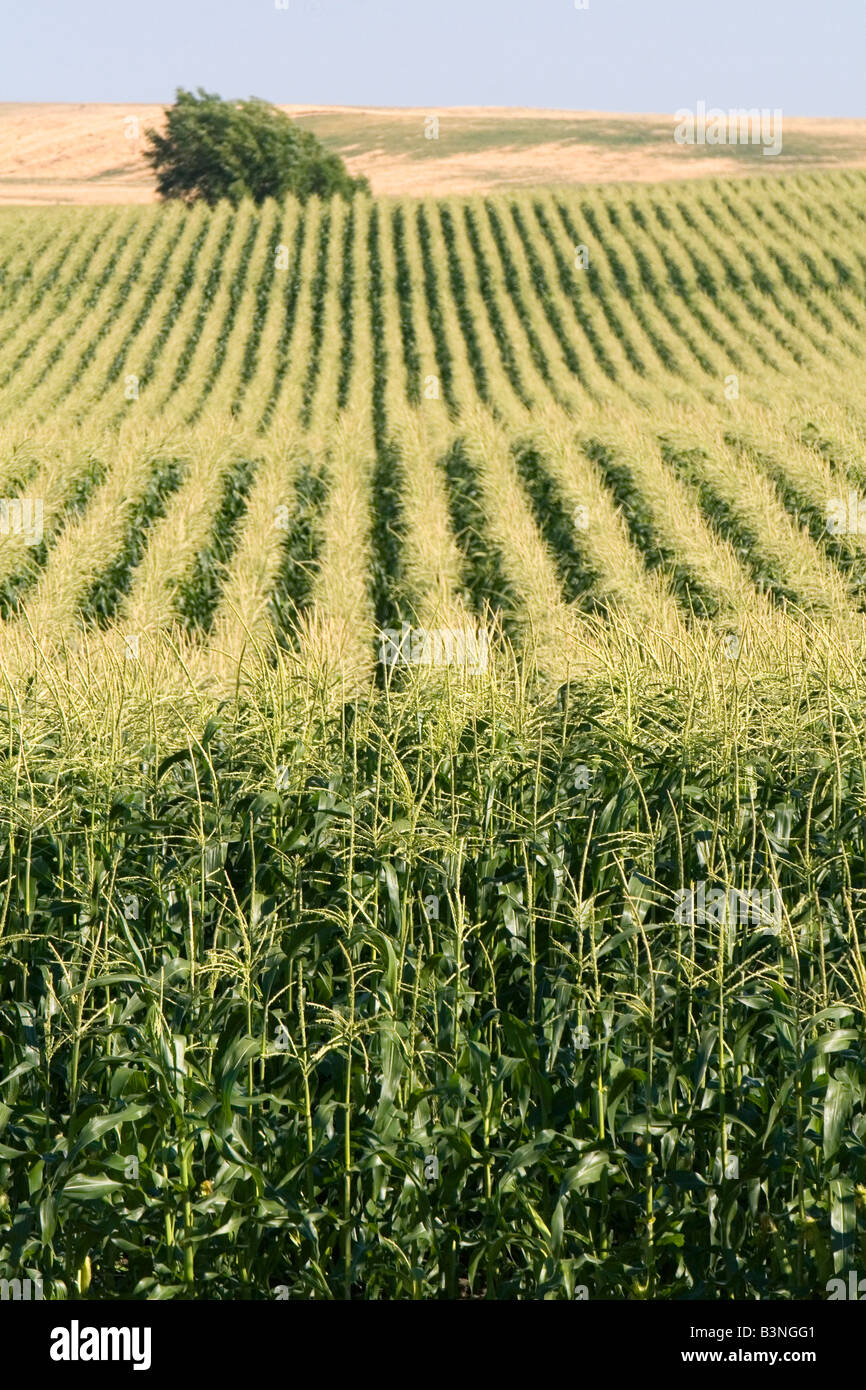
[3,102,866,203]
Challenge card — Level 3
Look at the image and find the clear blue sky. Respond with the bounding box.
[1,0,862,116]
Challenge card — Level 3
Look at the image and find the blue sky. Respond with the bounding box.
[1,0,862,116]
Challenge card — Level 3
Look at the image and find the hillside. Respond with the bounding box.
[0,168,864,692]
[2,102,866,203]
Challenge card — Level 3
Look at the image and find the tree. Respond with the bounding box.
[144,88,369,206]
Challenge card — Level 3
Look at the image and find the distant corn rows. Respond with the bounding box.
[0,170,866,690]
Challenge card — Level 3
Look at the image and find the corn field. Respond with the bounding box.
[2,170,866,1299]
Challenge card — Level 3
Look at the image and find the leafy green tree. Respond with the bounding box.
[144,88,369,205]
